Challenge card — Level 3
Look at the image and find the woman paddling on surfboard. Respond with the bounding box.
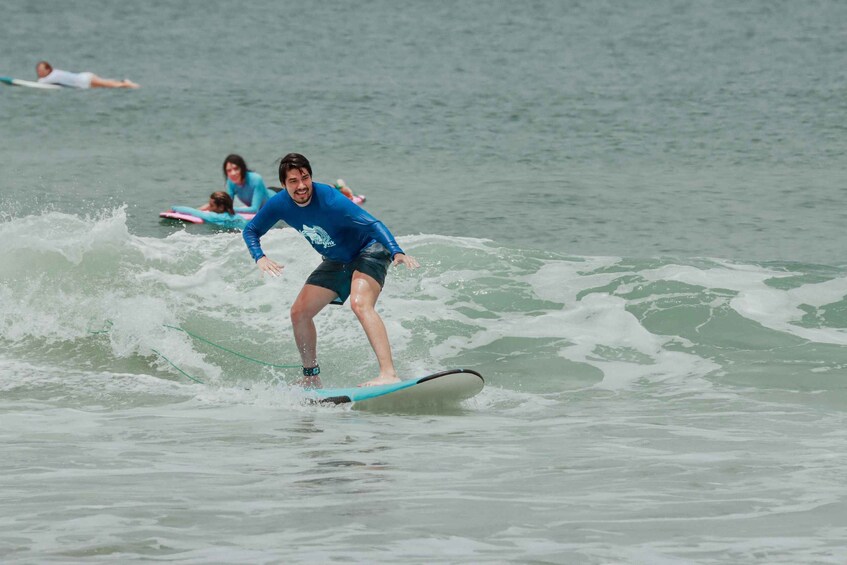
[243,153,419,388]
[171,192,247,229]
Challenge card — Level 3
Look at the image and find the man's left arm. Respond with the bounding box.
[341,194,420,268]
[367,221,420,268]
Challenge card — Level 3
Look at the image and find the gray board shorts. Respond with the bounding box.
[305,242,391,305]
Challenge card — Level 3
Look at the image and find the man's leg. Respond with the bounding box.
[349,271,400,386]
[89,75,139,88]
[290,284,338,376]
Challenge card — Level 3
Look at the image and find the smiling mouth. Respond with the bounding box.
[292,189,311,202]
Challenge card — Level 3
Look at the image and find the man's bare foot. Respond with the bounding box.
[358,375,401,387]
[295,375,322,389]
[124,80,140,88]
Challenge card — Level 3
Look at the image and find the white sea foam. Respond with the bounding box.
[732,276,847,346]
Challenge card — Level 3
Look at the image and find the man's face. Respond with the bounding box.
[36,64,50,78]
[284,167,313,206]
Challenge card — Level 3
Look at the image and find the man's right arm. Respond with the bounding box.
[242,196,283,262]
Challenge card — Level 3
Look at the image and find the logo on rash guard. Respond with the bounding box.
[301,225,336,248]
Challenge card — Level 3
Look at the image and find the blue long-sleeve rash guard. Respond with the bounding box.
[227,171,272,214]
[243,182,404,263]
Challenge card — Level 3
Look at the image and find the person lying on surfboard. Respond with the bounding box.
[200,154,273,215]
[334,178,355,200]
[243,153,419,388]
[35,61,139,89]
[171,192,247,229]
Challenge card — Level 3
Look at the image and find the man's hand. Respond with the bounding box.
[393,253,420,269]
[257,256,284,277]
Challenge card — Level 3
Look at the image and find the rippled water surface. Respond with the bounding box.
[2,0,846,562]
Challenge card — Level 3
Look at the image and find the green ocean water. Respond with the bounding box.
[2,1,847,563]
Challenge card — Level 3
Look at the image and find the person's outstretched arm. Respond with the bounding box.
[171,205,210,219]
[341,196,420,269]
[242,197,285,275]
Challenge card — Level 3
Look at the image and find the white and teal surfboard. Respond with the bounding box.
[0,76,62,90]
[310,369,484,410]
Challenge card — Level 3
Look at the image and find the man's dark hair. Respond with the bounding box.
[278,153,312,184]
[222,154,249,183]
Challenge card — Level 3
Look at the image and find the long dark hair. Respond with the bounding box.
[278,153,312,184]
[222,154,249,184]
[209,191,235,215]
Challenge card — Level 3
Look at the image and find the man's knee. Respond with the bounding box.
[290,302,313,325]
[349,297,374,319]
